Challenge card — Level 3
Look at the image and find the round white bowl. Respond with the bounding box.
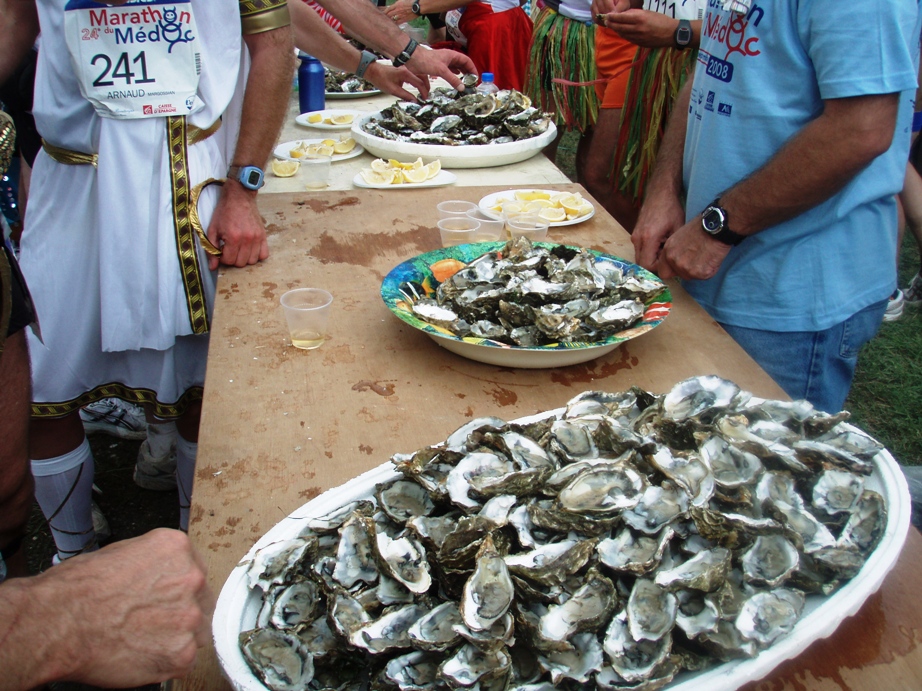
[350,111,557,169]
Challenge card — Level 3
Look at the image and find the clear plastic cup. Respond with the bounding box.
[505,214,549,242]
[437,200,478,219]
[280,288,333,349]
[465,209,505,241]
[438,217,480,247]
[302,153,332,190]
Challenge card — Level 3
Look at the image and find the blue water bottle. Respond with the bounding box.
[298,52,325,114]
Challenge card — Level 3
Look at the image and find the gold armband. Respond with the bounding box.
[239,0,291,35]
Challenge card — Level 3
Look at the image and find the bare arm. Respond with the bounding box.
[0,0,39,85]
[206,25,294,271]
[651,92,901,281]
[604,10,701,49]
[0,530,213,691]
[289,0,428,100]
[383,0,470,26]
[314,0,476,90]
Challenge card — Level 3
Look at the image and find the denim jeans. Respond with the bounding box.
[719,299,888,414]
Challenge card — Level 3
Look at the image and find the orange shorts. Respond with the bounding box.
[594,26,636,109]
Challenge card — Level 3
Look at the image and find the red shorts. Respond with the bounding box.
[594,26,636,109]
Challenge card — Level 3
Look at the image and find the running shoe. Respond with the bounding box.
[80,398,147,440]
[134,439,178,491]
[904,271,922,305]
[92,501,112,543]
[884,289,904,322]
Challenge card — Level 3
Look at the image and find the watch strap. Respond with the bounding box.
[227,164,265,190]
[392,37,419,67]
[355,50,377,79]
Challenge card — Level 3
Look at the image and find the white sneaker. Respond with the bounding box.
[904,271,922,305]
[80,398,147,440]
[883,289,904,322]
[134,438,178,491]
[92,501,111,543]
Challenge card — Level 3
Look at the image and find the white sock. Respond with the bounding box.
[147,419,178,458]
[31,438,98,560]
[176,434,197,531]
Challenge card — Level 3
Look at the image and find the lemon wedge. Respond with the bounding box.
[424,160,441,179]
[306,143,335,157]
[271,159,300,177]
[289,147,305,159]
[500,201,526,215]
[361,169,396,185]
[557,193,585,214]
[333,138,356,154]
[329,113,355,125]
[370,158,391,173]
[320,139,337,147]
[525,199,555,212]
[515,189,552,201]
[403,167,429,184]
[306,113,324,124]
[538,207,567,222]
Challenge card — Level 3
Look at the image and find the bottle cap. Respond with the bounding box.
[482,72,494,82]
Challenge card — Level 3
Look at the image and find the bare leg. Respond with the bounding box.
[900,161,922,270]
[0,330,33,578]
[541,129,565,165]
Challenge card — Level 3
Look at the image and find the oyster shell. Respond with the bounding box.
[461,535,515,631]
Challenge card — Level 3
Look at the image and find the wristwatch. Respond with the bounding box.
[227,165,265,191]
[355,49,377,79]
[392,37,419,67]
[674,19,692,50]
[411,0,421,15]
[701,199,745,246]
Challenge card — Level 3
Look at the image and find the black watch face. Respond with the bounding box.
[412,1,420,13]
[677,27,692,44]
[703,209,723,233]
[246,170,262,187]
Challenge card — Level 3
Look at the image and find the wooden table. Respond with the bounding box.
[179,185,922,691]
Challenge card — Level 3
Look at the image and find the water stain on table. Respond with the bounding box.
[352,380,396,396]
[550,345,638,386]
[301,196,361,214]
[310,225,434,270]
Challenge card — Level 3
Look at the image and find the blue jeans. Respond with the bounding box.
[719,299,888,414]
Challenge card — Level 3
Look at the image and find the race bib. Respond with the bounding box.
[643,0,705,21]
[64,0,201,119]
[445,9,468,47]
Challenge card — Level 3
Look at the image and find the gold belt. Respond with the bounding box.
[41,119,222,167]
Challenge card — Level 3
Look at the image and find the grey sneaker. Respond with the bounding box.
[904,271,922,304]
[134,438,178,491]
[92,501,112,543]
[883,289,904,322]
[80,398,147,440]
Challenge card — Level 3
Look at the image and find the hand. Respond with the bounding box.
[605,9,678,47]
[590,0,623,19]
[406,47,478,92]
[655,220,732,281]
[35,529,213,687]
[631,189,685,271]
[207,180,270,271]
[364,61,431,100]
[382,0,416,25]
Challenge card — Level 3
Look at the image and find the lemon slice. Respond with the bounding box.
[333,138,356,154]
[403,167,429,184]
[557,193,585,214]
[515,189,552,201]
[525,199,555,211]
[306,144,335,157]
[329,113,355,125]
[320,138,337,147]
[289,148,305,159]
[306,113,324,124]
[500,201,526,215]
[575,202,594,217]
[424,160,441,179]
[538,207,567,222]
[361,168,396,185]
[409,157,425,169]
[271,159,300,177]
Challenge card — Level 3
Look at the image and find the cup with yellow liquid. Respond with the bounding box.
[280,288,333,350]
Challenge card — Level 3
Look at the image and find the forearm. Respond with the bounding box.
[0,575,76,690]
[0,0,39,86]
[290,0,364,74]
[314,0,416,58]
[718,93,901,237]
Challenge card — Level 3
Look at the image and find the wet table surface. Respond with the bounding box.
[177,186,922,691]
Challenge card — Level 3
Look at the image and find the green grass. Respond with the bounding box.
[555,130,922,466]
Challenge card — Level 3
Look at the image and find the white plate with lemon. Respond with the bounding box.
[295,109,362,131]
[478,188,595,227]
[273,137,364,162]
[353,158,455,188]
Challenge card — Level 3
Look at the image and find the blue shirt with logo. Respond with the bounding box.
[681,0,919,331]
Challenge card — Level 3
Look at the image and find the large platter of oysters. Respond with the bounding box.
[213,377,910,691]
[350,87,557,169]
[380,239,671,368]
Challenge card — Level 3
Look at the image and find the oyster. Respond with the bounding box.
[461,535,515,631]
[239,628,313,691]
[735,589,805,646]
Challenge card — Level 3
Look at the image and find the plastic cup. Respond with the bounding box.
[302,153,332,190]
[505,214,549,242]
[438,218,481,247]
[280,288,333,350]
[437,200,478,219]
[465,209,505,241]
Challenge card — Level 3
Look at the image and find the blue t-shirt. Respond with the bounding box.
[681,0,919,331]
